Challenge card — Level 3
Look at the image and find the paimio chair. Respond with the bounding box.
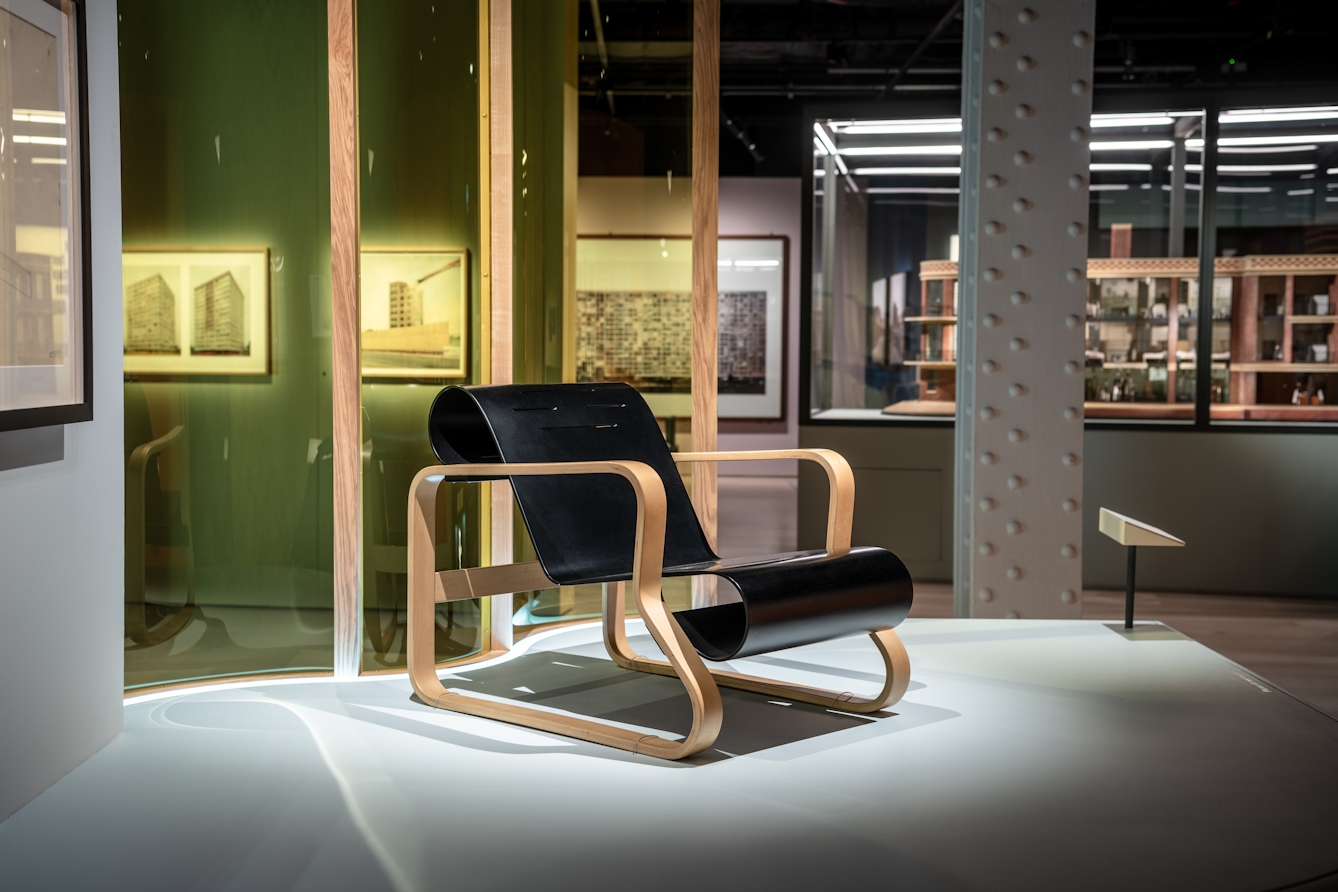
[407,383,914,760]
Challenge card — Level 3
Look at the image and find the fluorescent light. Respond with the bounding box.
[1218,186,1272,193]
[1330,168,1338,175]
[718,260,732,266]
[813,137,828,157]
[835,118,962,135]
[1090,140,1175,151]
[1218,145,1317,154]
[735,260,780,267]
[13,135,66,146]
[814,168,825,176]
[1221,107,1338,124]
[31,157,66,165]
[865,187,961,194]
[813,123,838,156]
[1167,111,1204,117]
[853,166,961,176]
[1288,189,1315,196]
[1090,114,1174,128]
[1091,163,1152,171]
[1180,163,1316,173]
[839,145,962,156]
[1090,184,1130,191]
[1219,134,1338,147]
[12,108,65,125]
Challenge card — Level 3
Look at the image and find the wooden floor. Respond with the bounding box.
[911,583,1338,719]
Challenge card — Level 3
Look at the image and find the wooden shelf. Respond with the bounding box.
[1289,315,1338,324]
[1233,362,1338,373]
[906,316,956,324]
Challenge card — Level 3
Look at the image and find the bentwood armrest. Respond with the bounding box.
[673,449,855,555]
[407,460,724,760]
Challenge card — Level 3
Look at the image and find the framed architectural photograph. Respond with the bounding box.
[360,248,468,377]
[574,235,787,420]
[0,0,93,431]
[122,249,270,376]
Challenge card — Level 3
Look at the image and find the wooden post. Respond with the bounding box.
[488,0,515,650]
[691,0,720,560]
[328,0,361,678]
[691,0,720,608]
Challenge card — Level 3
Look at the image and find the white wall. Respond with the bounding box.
[0,0,122,822]
[718,178,802,475]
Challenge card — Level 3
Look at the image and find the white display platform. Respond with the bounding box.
[2,619,1336,891]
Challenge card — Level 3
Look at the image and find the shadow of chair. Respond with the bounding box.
[126,423,197,648]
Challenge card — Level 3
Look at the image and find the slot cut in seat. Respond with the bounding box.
[407,382,914,760]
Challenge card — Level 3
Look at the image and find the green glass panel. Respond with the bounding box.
[120,0,335,689]
[358,0,485,671]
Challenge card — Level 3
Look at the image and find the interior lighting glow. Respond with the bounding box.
[1220,107,1338,124]
[852,166,961,176]
[1287,189,1315,196]
[865,187,961,194]
[813,137,828,157]
[12,108,65,124]
[1180,163,1316,173]
[1090,140,1175,151]
[30,157,65,165]
[1218,145,1317,154]
[1090,115,1175,128]
[835,118,962,135]
[838,145,962,156]
[812,123,838,157]
[1091,163,1153,171]
[12,134,66,146]
[1217,186,1272,193]
[814,168,825,176]
[1330,168,1338,175]
[1089,184,1130,191]
[1219,134,1338,147]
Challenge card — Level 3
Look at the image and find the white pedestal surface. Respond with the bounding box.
[1,618,1335,891]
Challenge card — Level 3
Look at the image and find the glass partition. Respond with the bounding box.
[120,0,335,689]
[513,0,697,635]
[357,0,485,672]
[810,114,961,422]
[1212,103,1338,423]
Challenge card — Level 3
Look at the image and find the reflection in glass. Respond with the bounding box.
[358,0,486,671]
[120,0,335,689]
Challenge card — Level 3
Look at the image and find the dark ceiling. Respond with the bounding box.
[576,0,1338,177]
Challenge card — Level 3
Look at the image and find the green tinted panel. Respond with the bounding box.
[120,0,335,689]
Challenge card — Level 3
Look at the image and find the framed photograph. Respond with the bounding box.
[574,235,787,420]
[122,249,270,376]
[360,248,468,378]
[0,0,92,431]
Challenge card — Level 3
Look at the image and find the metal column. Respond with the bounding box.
[954,0,1095,618]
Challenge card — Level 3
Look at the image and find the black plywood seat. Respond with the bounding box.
[428,383,913,661]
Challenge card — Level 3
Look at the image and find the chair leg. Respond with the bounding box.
[603,585,911,713]
[406,469,723,761]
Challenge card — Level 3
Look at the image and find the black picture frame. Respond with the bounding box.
[0,0,93,433]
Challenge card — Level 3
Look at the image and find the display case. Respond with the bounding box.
[896,255,1338,421]
[894,261,956,416]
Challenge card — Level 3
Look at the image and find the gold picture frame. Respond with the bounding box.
[360,247,469,378]
[122,248,271,376]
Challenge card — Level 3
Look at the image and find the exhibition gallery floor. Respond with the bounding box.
[3,619,1337,891]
